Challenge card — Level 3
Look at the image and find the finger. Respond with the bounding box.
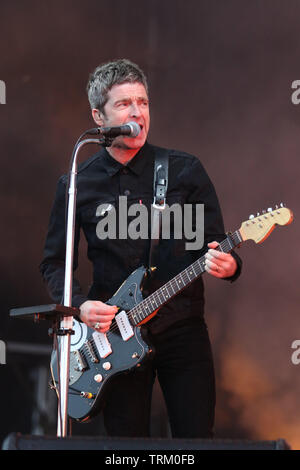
[205,262,223,278]
[205,258,222,274]
[90,316,115,329]
[99,326,110,333]
[97,320,113,333]
[207,250,237,274]
[207,241,219,249]
[93,303,118,315]
[90,310,117,322]
[94,312,116,320]
[206,249,231,262]
[92,319,113,331]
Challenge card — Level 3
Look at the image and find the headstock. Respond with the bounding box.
[239,204,293,244]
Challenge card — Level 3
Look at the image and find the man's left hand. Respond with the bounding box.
[204,241,237,279]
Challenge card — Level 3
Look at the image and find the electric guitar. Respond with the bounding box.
[50,205,293,422]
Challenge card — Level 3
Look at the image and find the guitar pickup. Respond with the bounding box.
[115,310,134,341]
[92,331,112,359]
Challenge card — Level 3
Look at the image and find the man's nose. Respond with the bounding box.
[129,102,142,118]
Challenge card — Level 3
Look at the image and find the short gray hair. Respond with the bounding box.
[87,59,148,112]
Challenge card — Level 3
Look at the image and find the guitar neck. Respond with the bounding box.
[128,230,243,326]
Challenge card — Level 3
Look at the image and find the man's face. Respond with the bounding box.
[93,82,150,150]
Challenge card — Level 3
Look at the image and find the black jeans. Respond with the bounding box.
[103,318,216,438]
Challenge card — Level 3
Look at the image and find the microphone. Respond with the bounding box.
[101,121,141,138]
[87,121,141,138]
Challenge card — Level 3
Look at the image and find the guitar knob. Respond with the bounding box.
[94,374,103,383]
[102,362,112,371]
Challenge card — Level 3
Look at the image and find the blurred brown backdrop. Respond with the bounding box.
[0,0,299,448]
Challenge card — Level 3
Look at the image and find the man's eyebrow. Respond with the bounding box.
[114,96,149,104]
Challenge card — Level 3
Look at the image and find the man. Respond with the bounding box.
[40,59,242,438]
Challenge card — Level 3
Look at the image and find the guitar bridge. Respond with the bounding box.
[72,349,87,372]
[84,340,99,363]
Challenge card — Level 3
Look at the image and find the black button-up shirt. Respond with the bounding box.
[40,142,242,334]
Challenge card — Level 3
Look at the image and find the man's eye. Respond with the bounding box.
[117,102,128,108]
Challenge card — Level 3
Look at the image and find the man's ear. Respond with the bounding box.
[92,108,104,126]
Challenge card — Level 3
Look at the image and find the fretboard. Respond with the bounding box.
[128,230,242,326]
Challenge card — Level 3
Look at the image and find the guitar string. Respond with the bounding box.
[82,233,240,359]
[90,218,276,341]
[97,235,233,342]
[124,232,240,324]
[102,234,237,338]
[98,232,240,341]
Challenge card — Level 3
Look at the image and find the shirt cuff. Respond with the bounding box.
[223,249,242,283]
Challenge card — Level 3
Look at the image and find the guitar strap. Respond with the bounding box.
[148,148,169,271]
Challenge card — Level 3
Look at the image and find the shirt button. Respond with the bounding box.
[121,168,129,175]
[124,189,131,196]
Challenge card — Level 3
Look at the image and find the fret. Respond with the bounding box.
[128,230,242,326]
[219,238,231,254]
[226,236,233,250]
[149,296,158,309]
[136,308,143,320]
[156,289,165,304]
[192,261,201,276]
[220,239,229,252]
[168,281,176,295]
[179,272,185,287]
[130,309,140,325]
[196,257,206,273]
[161,286,170,300]
[171,280,180,294]
[143,301,150,313]
[184,269,191,283]
[189,266,197,278]
[174,276,181,290]
[132,312,138,323]
[235,230,242,244]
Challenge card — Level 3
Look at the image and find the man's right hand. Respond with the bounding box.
[79,300,118,333]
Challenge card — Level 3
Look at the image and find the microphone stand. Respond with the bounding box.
[56,131,107,438]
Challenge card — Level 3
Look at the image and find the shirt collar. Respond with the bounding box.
[101,142,153,177]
